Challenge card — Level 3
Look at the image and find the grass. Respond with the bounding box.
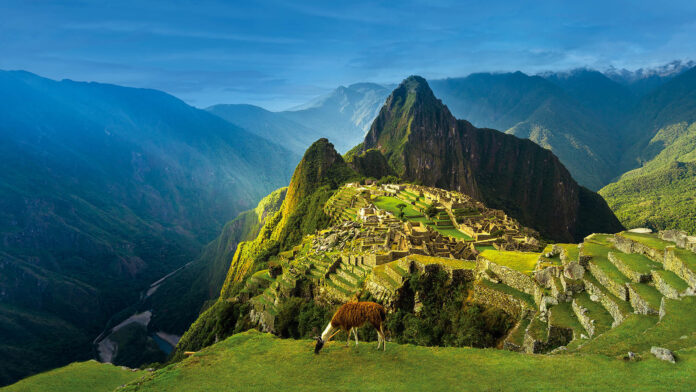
[434,227,473,240]
[575,314,658,356]
[2,361,144,392]
[549,302,584,336]
[582,272,634,316]
[584,243,630,287]
[610,252,661,275]
[628,283,663,310]
[579,297,696,357]
[478,250,539,275]
[373,196,472,240]
[373,196,423,219]
[477,279,535,308]
[671,247,696,274]
[573,292,613,335]
[619,232,673,251]
[653,270,690,292]
[526,313,548,341]
[116,329,696,391]
[557,244,580,262]
[407,254,476,270]
[506,317,531,347]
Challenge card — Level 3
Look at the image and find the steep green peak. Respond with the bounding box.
[283,138,357,217]
[392,75,440,106]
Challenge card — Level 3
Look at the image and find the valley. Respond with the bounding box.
[2,65,696,389]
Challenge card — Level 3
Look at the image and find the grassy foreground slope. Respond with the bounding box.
[120,330,696,392]
[1,361,144,392]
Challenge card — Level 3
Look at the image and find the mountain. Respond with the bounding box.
[173,138,358,357]
[600,120,696,232]
[620,66,696,170]
[205,104,322,156]
[429,72,623,189]
[605,60,696,96]
[0,70,296,386]
[541,69,637,130]
[360,75,623,242]
[599,67,696,232]
[279,83,391,152]
[141,188,287,340]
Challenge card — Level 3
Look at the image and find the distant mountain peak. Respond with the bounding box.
[605,59,695,82]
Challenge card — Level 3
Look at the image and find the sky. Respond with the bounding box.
[1,0,695,110]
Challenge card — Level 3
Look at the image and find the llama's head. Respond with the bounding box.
[313,336,324,354]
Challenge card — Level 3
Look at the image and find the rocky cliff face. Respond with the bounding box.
[362,76,623,242]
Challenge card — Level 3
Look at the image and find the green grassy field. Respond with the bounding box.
[1,361,144,392]
[373,196,472,240]
[479,250,539,274]
[117,330,696,391]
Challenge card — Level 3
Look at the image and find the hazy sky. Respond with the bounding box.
[1,0,695,110]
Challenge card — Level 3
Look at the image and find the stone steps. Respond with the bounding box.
[572,292,613,338]
[523,312,549,353]
[547,301,584,345]
[582,272,633,327]
[336,267,361,285]
[503,316,531,352]
[328,273,358,292]
[607,251,660,283]
[585,247,630,300]
[652,269,690,299]
[664,247,696,288]
[626,283,662,315]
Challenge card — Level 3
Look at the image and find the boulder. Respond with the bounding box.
[651,347,676,363]
[534,266,556,287]
[564,262,585,280]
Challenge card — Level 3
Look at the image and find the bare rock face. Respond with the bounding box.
[361,75,624,242]
[651,346,676,363]
[564,262,585,280]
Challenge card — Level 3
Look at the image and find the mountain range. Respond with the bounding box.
[2,60,696,386]
[0,70,296,385]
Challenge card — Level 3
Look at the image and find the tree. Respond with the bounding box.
[396,203,407,220]
[425,205,438,218]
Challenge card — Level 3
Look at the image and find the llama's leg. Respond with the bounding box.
[380,324,386,351]
[354,327,359,346]
[346,328,351,346]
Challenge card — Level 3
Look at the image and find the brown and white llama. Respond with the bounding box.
[313,301,387,353]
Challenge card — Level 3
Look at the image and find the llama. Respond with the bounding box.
[313,301,386,353]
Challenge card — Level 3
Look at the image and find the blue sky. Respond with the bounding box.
[1,0,695,110]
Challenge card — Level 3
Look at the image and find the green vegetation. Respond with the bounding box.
[653,270,690,292]
[479,250,539,274]
[583,242,630,286]
[116,330,696,391]
[549,302,584,335]
[580,297,696,357]
[672,247,696,273]
[573,292,613,335]
[373,196,425,222]
[373,196,472,239]
[619,232,673,251]
[477,279,535,308]
[628,283,663,310]
[610,252,661,275]
[1,361,144,392]
[386,268,513,348]
[407,254,476,270]
[601,122,696,233]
